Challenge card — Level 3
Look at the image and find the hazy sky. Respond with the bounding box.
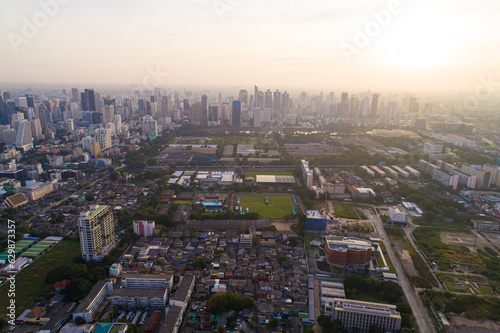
[1,0,499,94]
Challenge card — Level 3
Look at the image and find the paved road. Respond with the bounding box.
[372,212,437,333]
[312,278,322,333]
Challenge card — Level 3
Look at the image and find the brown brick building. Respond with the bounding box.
[324,236,373,267]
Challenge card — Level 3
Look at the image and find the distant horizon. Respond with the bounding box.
[0,81,488,99]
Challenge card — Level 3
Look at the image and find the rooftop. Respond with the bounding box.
[113,287,167,298]
[161,306,183,332]
[119,272,173,280]
[79,204,109,219]
[171,274,195,302]
[333,298,400,318]
[325,236,372,252]
[73,280,109,313]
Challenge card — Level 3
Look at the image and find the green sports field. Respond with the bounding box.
[237,193,297,218]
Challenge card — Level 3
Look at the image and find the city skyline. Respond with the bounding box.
[1,0,499,94]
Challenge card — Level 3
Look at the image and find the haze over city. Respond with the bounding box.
[1,0,500,93]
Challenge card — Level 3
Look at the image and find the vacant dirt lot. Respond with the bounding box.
[448,316,500,333]
[440,232,496,253]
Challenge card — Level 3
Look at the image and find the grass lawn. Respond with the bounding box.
[311,200,327,211]
[378,242,397,274]
[479,286,494,295]
[238,193,295,218]
[350,290,390,304]
[411,219,470,231]
[242,171,293,178]
[0,240,81,318]
[303,325,313,333]
[333,201,359,219]
[375,251,384,267]
[175,200,193,205]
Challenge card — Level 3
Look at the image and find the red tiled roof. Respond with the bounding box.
[54,279,71,290]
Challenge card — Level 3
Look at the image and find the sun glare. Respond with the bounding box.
[379,11,460,68]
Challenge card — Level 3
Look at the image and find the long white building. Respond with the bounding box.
[120,273,174,292]
[73,280,113,323]
[331,298,401,333]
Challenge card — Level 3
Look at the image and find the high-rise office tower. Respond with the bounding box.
[138,99,146,116]
[95,92,101,112]
[340,92,349,118]
[81,89,96,111]
[361,97,370,117]
[81,92,88,111]
[409,97,419,113]
[273,90,281,119]
[15,119,33,150]
[25,95,35,108]
[239,90,248,104]
[282,91,290,116]
[220,103,229,120]
[2,127,17,146]
[191,102,201,126]
[208,105,219,126]
[78,205,115,262]
[30,118,43,140]
[149,101,158,118]
[387,101,398,121]
[121,99,131,119]
[114,114,122,134]
[201,95,208,125]
[254,85,259,109]
[3,91,12,100]
[354,98,360,117]
[183,99,191,113]
[0,96,7,125]
[350,96,356,118]
[253,108,262,127]
[257,91,264,108]
[328,92,334,104]
[38,106,52,129]
[15,97,28,108]
[232,101,241,126]
[84,89,96,111]
[160,96,170,118]
[264,89,273,108]
[71,88,80,102]
[371,94,379,118]
[11,112,25,131]
[103,104,115,123]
